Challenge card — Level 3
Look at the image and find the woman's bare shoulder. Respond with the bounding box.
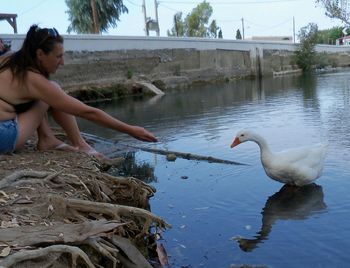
[27,71,49,85]
[26,71,55,96]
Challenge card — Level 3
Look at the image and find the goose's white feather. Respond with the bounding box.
[231,129,328,186]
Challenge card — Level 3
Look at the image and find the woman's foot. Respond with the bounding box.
[74,142,106,159]
[37,137,78,152]
[52,142,78,152]
[39,136,106,159]
[80,147,105,158]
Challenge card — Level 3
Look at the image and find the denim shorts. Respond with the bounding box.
[0,118,18,154]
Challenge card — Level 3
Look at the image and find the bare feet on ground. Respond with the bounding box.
[37,136,106,159]
[37,137,78,152]
[74,142,106,159]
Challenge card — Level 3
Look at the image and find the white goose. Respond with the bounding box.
[230,129,328,186]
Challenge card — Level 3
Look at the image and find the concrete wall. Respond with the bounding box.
[0,34,298,51]
[5,33,350,52]
[2,34,350,91]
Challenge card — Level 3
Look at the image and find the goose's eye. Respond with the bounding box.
[240,134,245,137]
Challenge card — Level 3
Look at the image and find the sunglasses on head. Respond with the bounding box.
[47,28,59,37]
[37,27,59,46]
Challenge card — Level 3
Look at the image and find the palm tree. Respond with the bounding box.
[65,0,128,34]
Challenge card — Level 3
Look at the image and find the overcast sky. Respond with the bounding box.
[0,0,343,40]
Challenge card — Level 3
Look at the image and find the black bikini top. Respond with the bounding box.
[0,97,35,114]
[13,101,35,113]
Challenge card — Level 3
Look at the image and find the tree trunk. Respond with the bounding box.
[90,0,99,34]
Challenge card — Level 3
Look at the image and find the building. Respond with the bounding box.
[336,35,350,46]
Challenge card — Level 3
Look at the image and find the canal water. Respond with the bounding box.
[77,71,350,267]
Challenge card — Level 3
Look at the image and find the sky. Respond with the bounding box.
[0,0,344,40]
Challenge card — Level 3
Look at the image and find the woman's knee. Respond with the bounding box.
[17,101,49,133]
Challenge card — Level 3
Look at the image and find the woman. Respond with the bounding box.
[0,25,157,155]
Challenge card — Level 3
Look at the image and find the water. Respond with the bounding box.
[77,71,350,267]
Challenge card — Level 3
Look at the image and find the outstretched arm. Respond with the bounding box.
[27,73,158,142]
[84,107,157,142]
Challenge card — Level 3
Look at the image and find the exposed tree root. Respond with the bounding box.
[0,220,125,246]
[0,245,95,268]
[0,170,53,189]
[62,196,171,232]
[0,220,156,267]
[0,148,170,268]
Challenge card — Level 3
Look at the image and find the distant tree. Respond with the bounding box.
[186,1,214,37]
[218,28,223,38]
[167,12,185,37]
[65,0,128,34]
[316,0,350,25]
[236,29,242,40]
[208,20,219,38]
[317,26,344,44]
[295,23,319,72]
[167,1,220,38]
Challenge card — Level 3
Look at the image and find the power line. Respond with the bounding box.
[217,19,242,22]
[19,0,50,16]
[125,0,142,7]
[158,2,182,12]
[244,17,293,29]
[159,0,302,5]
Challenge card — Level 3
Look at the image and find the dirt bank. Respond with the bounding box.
[0,137,170,267]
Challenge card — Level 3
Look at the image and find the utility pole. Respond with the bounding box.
[174,15,179,36]
[90,0,99,34]
[241,17,245,40]
[154,0,160,36]
[293,16,295,43]
[143,0,160,37]
[142,0,149,36]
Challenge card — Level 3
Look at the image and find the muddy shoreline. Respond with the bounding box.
[0,135,170,267]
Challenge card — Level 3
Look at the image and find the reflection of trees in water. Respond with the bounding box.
[298,74,320,107]
[116,152,157,183]
[298,74,317,96]
[235,183,327,252]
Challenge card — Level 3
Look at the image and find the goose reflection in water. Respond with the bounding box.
[235,183,327,252]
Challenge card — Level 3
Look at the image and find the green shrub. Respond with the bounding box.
[295,23,318,72]
[126,69,133,79]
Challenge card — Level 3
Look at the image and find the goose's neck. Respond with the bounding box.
[252,133,272,157]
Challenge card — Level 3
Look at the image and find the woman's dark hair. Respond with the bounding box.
[0,24,63,82]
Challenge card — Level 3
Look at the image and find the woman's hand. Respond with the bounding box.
[129,126,158,142]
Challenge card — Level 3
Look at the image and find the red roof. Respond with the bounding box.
[337,35,350,40]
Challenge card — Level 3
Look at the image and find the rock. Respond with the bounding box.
[166,154,177,161]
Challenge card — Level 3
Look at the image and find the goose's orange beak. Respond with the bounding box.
[230,137,240,148]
